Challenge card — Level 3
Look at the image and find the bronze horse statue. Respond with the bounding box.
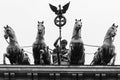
[32,21,50,65]
[90,23,118,65]
[68,19,85,65]
[3,25,30,65]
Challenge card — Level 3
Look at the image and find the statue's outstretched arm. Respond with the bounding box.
[54,37,61,47]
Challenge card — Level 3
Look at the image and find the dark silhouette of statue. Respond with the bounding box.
[52,37,69,65]
[49,2,70,17]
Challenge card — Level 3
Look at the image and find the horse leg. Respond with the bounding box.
[50,52,53,65]
[3,53,14,64]
[112,53,116,65]
[80,53,85,65]
[34,54,40,65]
[33,50,40,65]
[3,53,10,64]
[90,52,101,65]
[42,53,50,65]
[108,53,116,65]
[3,53,7,64]
[90,60,95,65]
[108,47,116,65]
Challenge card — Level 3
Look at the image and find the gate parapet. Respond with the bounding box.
[0,65,120,80]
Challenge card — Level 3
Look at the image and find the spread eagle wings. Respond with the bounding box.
[49,1,70,14]
[49,4,58,14]
[62,1,70,14]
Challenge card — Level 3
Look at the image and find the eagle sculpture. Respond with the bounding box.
[49,2,70,16]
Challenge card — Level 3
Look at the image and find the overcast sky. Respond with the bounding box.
[0,0,120,64]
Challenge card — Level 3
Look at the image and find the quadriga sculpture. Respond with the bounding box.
[3,25,30,65]
[32,21,50,65]
[90,23,118,65]
[68,19,85,65]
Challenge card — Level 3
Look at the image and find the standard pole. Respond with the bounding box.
[57,27,61,65]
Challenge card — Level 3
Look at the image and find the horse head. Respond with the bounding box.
[74,19,82,31]
[37,21,45,36]
[4,25,17,43]
[104,23,118,43]
[71,19,83,42]
[109,23,118,37]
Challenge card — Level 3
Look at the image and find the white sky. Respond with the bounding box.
[0,0,120,65]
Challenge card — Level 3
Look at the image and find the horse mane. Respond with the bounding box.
[104,26,113,40]
[103,24,118,43]
[5,26,18,44]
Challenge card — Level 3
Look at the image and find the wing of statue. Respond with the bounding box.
[49,4,58,14]
[62,2,70,14]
